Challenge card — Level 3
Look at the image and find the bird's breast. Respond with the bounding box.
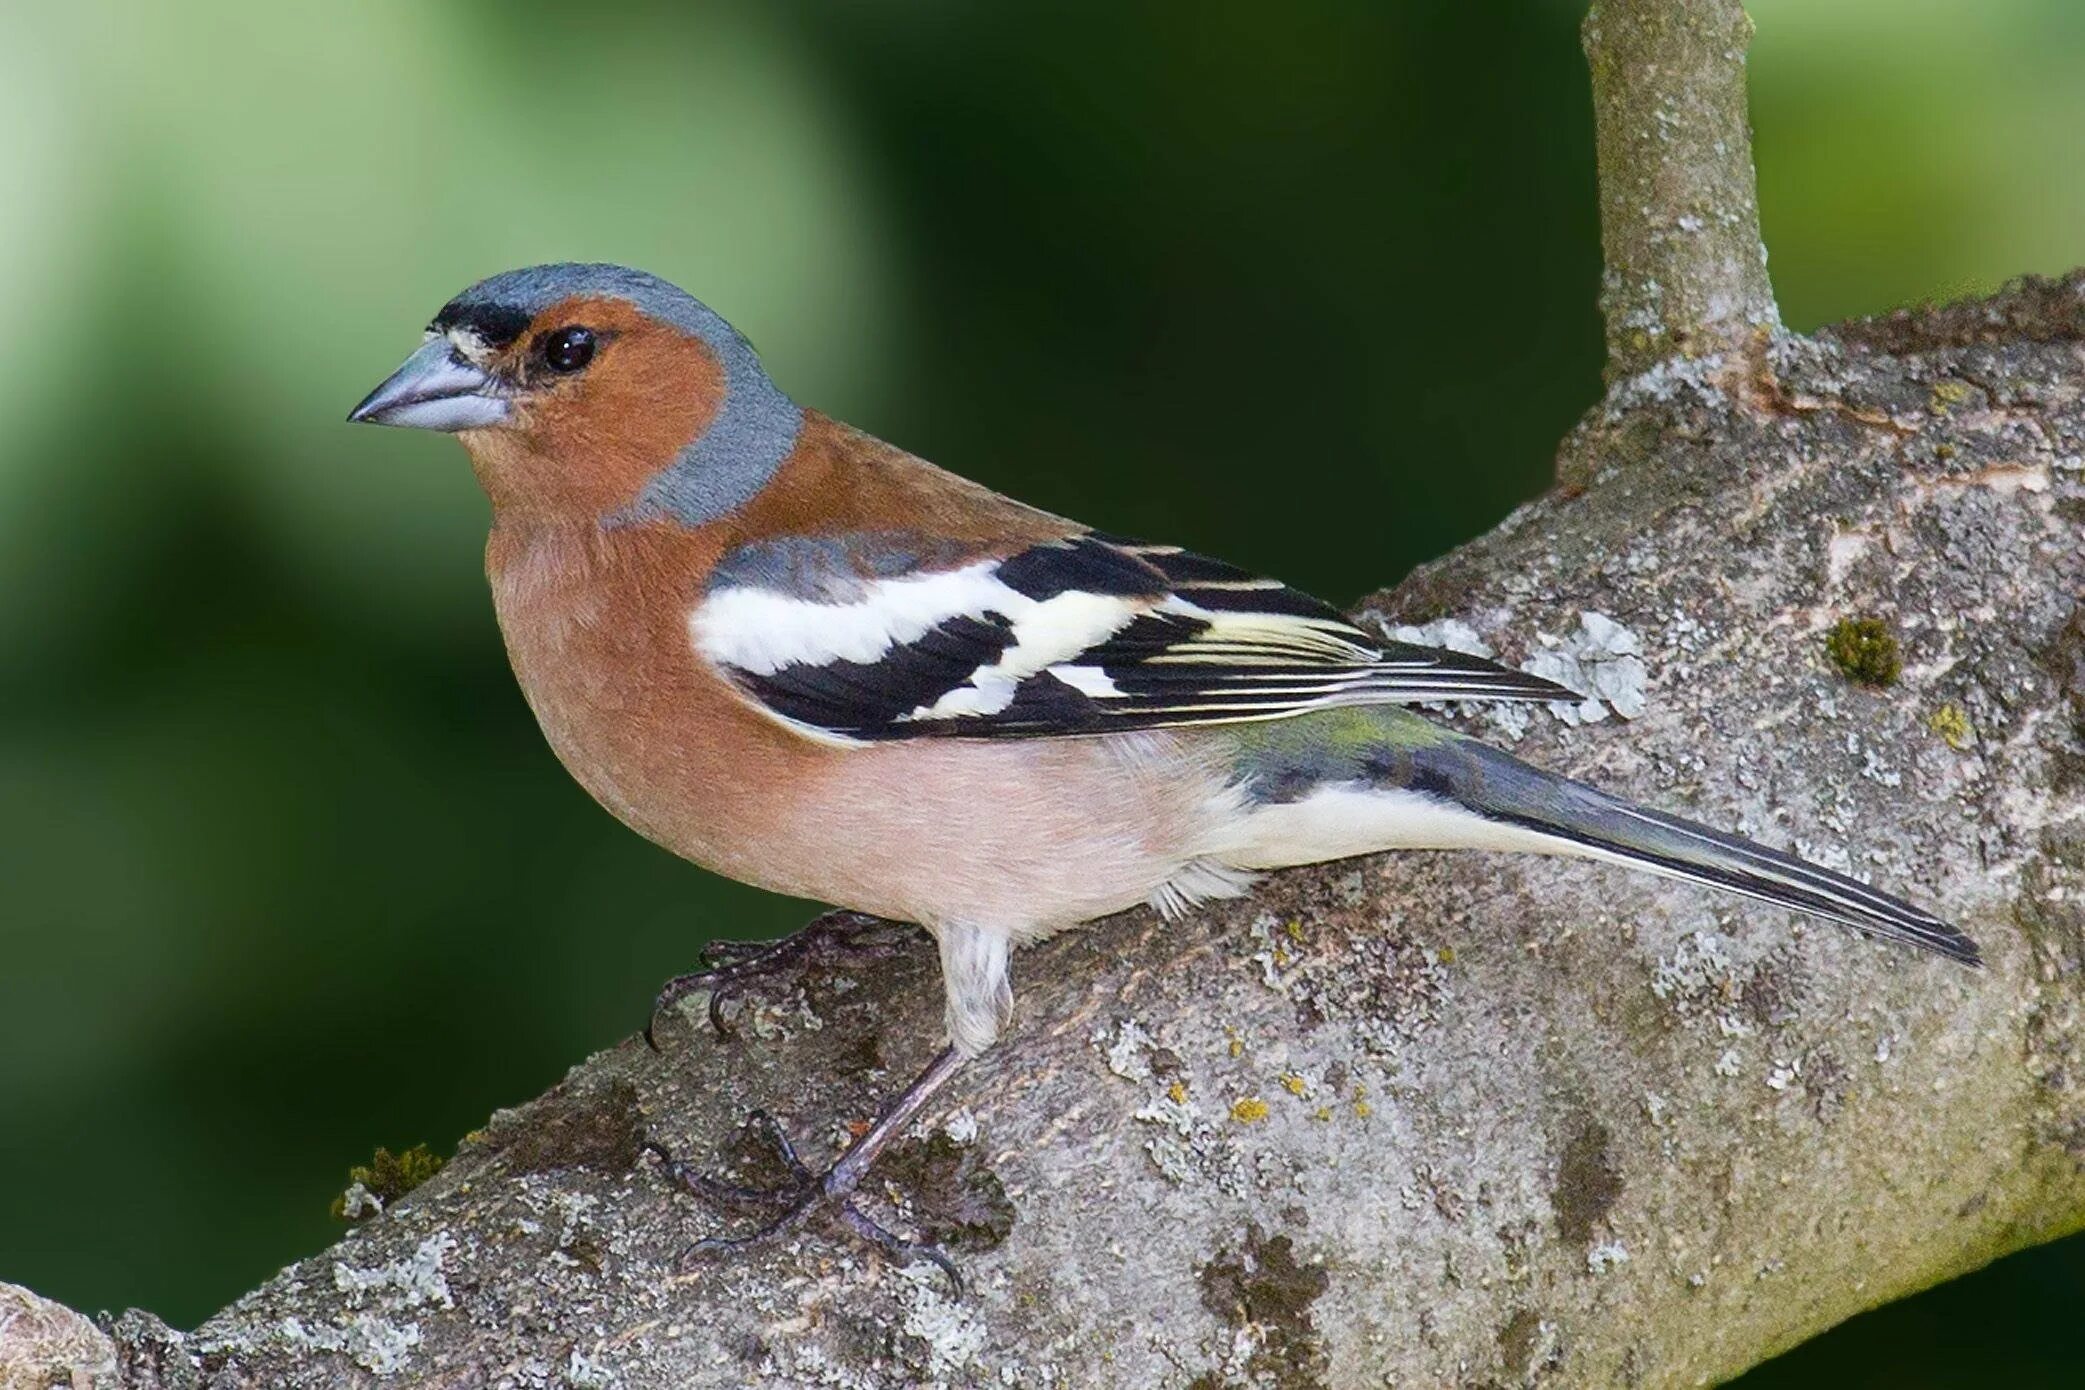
[484,520,816,878]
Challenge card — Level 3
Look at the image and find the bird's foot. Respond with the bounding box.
[646,910,923,1045]
[644,1045,970,1292]
[643,1115,961,1293]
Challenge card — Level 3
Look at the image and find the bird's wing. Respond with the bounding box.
[692,530,1577,744]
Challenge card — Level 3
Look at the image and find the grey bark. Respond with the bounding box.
[1584,0,1782,380]
[7,273,2083,1390]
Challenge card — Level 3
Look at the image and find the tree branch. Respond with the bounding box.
[1583,0,1781,381]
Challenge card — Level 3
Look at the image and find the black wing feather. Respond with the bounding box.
[708,532,1578,741]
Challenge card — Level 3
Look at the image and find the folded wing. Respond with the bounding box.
[692,531,1577,743]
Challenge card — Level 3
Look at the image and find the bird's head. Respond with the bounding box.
[348,263,800,523]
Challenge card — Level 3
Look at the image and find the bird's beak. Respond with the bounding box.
[346,336,510,431]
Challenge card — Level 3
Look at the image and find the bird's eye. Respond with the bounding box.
[541,326,596,374]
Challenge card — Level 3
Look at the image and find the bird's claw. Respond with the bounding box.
[644,910,923,1047]
[644,1120,962,1295]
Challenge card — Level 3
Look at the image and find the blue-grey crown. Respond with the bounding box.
[433,262,751,355]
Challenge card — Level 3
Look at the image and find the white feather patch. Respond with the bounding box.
[1051,664,1121,697]
[1209,782,1755,907]
[916,670,1020,719]
[1211,784,1571,870]
[692,563,1014,675]
[694,560,1149,722]
[915,590,1143,718]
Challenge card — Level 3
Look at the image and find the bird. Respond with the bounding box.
[349,262,1978,1278]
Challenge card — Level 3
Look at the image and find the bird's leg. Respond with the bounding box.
[647,909,925,1044]
[647,1045,969,1291]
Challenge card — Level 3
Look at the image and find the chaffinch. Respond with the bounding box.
[350,262,1976,1273]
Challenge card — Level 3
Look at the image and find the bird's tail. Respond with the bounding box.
[1224,709,1980,966]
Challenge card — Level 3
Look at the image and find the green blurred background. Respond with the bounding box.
[2,1,2079,1382]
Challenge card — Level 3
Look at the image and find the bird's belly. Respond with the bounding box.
[768,732,1239,933]
[537,705,1226,932]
